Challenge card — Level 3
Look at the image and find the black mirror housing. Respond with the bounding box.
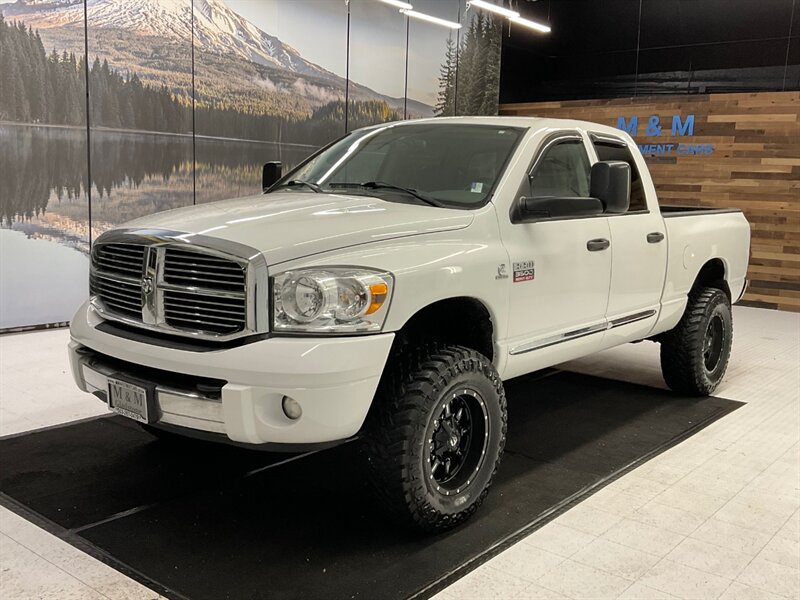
[590,161,631,214]
[513,196,604,222]
[262,161,283,192]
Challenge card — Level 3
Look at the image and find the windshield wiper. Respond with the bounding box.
[328,181,444,208]
[274,179,323,193]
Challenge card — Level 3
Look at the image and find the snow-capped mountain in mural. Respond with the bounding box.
[193,0,338,79]
[5,0,333,77]
[2,0,433,115]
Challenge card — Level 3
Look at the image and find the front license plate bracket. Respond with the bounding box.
[107,374,158,424]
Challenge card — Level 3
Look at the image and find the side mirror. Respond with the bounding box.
[590,161,630,214]
[262,161,282,192]
[515,196,604,222]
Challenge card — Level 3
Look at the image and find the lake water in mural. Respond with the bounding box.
[0,228,89,329]
[1,123,315,232]
[0,124,316,328]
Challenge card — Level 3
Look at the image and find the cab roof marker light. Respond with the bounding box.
[378,0,414,9]
[468,0,519,19]
[510,16,551,33]
[401,10,462,29]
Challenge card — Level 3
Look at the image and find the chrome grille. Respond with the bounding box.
[163,247,246,292]
[90,243,145,319]
[162,248,246,334]
[90,272,143,318]
[88,231,268,342]
[163,290,246,334]
[94,243,145,278]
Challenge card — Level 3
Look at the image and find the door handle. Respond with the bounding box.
[647,232,665,244]
[586,238,610,252]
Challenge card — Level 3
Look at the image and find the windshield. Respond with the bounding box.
[272,122,524,208]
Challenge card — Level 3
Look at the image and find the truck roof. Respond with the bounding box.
[364,115,628,140]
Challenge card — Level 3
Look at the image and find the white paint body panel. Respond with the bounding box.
[69,302,394,444]
[657,212,750,332]
[123,192,474,266]
[69,116,751,445]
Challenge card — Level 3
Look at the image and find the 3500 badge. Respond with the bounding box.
[513,260,535,283]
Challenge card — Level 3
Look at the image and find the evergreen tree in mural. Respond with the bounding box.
[435,13,502,117]
[435,34,457,117]
[0,15,190,131]
[480,15,502,115]
[2,17,47,122]
[0,16,400,145]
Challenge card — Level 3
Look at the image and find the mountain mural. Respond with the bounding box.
[0,0,506,329]
[1,0,434,120]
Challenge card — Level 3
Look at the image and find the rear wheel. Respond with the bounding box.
[660,286,732,396]
[363,344,506,532]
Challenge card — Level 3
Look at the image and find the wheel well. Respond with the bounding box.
[394,297,494,361]
[692,258,730,300]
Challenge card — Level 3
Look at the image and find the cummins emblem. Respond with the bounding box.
[513,260,535,283]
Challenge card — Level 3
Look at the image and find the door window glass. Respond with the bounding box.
[531,140,591,198]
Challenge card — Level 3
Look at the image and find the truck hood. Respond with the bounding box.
[123,192,474,265]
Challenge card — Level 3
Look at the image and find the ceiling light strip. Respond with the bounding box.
[510,16,551,33]
[378,0,414,10]
[468,0,519,19]
[401,9,462,29]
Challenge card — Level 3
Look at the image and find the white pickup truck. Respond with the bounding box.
[69,117,750,530]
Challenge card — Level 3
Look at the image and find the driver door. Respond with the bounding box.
[500,132,612,378]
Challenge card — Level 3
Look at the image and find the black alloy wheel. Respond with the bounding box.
[363,344,507,531]
[426,389,489,496]
[703,314,726,372]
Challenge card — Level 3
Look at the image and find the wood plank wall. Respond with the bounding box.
[500,92,800,312]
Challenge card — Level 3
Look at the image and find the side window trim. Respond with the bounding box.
[528,131,584,177]
[589,132,627,148]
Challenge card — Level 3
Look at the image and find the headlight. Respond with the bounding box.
[272,268,393,334]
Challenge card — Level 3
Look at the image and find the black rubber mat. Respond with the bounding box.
[0,371,741,600]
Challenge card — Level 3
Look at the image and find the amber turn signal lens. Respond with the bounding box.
[366,282,389,315]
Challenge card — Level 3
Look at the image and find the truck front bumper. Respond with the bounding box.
[69,301,395,446]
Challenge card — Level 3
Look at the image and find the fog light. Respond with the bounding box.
[282,396,302,420]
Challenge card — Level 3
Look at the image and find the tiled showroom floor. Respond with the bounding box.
[1,305,798,600]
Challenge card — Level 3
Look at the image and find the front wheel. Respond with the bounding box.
[660,286,733,396]
[363,344,507,532]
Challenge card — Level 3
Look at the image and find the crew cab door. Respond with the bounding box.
[589,133,667,345]
[500,131,612,378]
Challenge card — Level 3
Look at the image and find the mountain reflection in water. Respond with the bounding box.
[1,124,314,244]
